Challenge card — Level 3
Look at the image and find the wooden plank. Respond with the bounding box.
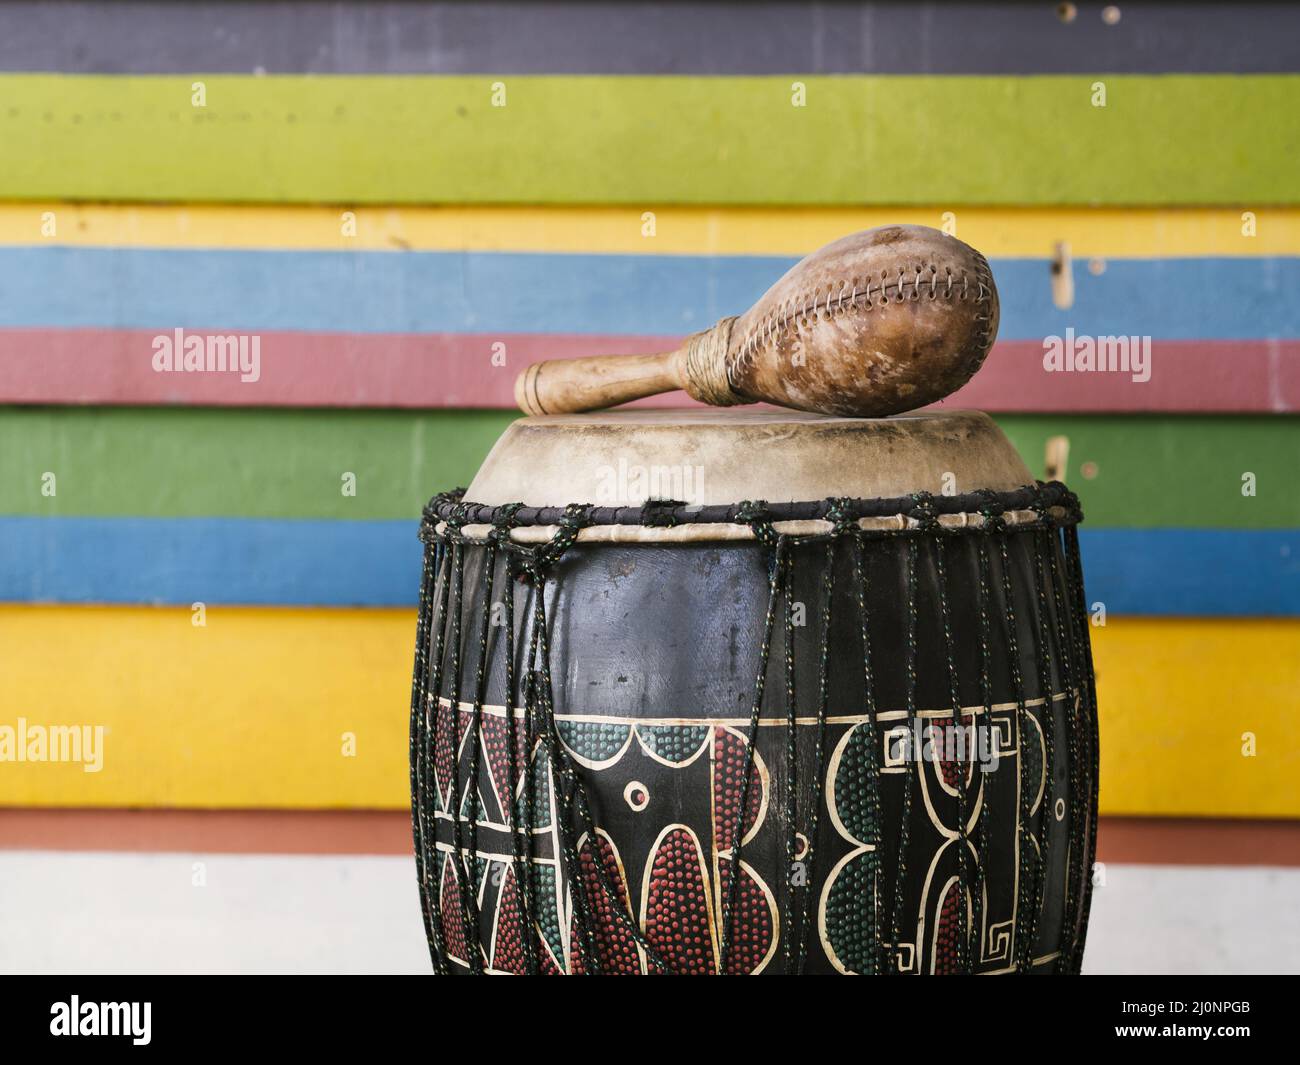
[2,247,1297,338]
[2,74,1296,204]
[1,408,1293,527]
[5,203,1298,257]
[4,2,1298,76]
[4,329,1298,413]
[0,606,1294,816]
[2,517,1294,614]
[4,810,1298,868]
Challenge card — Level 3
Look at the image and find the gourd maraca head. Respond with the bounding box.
[725,224,999,417]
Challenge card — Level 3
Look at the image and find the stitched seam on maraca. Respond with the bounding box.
[969,252,998,371]
[727,261,990,388]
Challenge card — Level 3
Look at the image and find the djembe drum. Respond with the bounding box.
[409,409,1098,975]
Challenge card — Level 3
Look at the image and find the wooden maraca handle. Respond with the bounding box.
[515,321,741,415]
[514,350,684,416]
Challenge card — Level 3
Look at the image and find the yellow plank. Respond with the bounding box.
[0,605,414,809]
[1093,617,1300,818]
[0,203,1294,258]
[0,607,1295,815]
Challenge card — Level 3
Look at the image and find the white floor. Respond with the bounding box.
[0,852,1295,974]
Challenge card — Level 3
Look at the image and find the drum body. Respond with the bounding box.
[410,411,1099,975]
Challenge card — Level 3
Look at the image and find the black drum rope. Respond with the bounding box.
[887,533,921,973]
[1042,522,1082,975]
[1025,495,1061,969]
[465,540,498,971]
[415,534,454,975]
[523,620,545,971]
[849,528,887,975]
[721,507,785,973]
[407,541,444,970]
[780,548,799,974]
[424,482,1082,532]
[791,529,839,973]
[970,506,998,972]
[990,511,1037,974]
[413,483,1094,975]
[444,537,483,973]
[531,606,601,973]
[491,509,541,975]
[923,492,973,975]
[1064,524,1101,975]
[526,542,675,975]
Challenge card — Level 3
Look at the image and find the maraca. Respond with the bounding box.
[514,224,999,418]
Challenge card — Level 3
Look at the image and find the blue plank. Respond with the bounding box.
[0,517,1296,614]
[0,247,1297,340]
[0,516,420,608]
[1078,528,1300,617]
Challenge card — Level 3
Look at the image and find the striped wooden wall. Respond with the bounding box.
[1,1,1297,823]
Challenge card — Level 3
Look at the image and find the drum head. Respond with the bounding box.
[467,409,1033,508]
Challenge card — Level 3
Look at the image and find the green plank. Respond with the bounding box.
[0,408,1295,526]
[0,408,515,520]
[1,74,1297,204]
[997,415,1299,527]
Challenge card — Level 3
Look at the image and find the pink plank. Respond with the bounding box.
[946,339,1300,414]
[2,328,1297,413]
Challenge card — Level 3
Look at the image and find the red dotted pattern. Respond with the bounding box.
[712,728,764,854]
[932,881,963,975]
[933,711,976,790]
[433,701,465,811]
[440,855,469,965]
[716,859,775,974]
[643,828,715,975]
[480,711,528,823]
[490,865,527,975]
[568,834,642,975]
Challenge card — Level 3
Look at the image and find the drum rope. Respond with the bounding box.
[1025,504,1062,970]
[445,538,484,973]
[491,508,541,975]
[408,542,446,972]
[791,532,839,973]
[849,529,886,975]
[530,508,677,972]
[465,541,498,973]
[424,482,1084,533]
[781,551,799,974]
[417,536,455,974]
[720,508,785,973]
[886,533,920,974]
[525,570,600,971]
[970,516,997,970]
[1064,525,1102,974]
[991,520,1037,974]
[528,567,675,974]
[927,499,974,974]
[1042,524,1082,975]
[524,618,545,972]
